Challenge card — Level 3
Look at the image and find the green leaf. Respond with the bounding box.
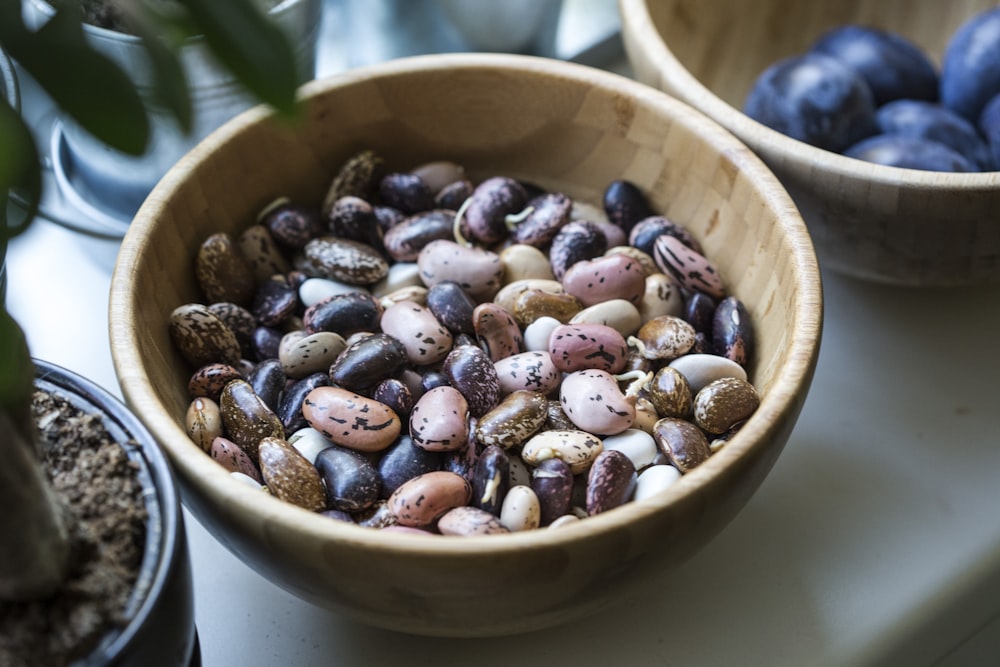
[0,98,41,239]
[3,4,151,155]
[0,308,36,444]
[175,0,300,118]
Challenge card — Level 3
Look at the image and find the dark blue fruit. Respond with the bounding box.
[811,25,938,106]
[875,99,992,170]
[941,8,1000,122]
[844,134,976,172]
[744,52,878,152]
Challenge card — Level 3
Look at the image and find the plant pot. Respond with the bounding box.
[15,360,199,666]
[19,0,322,235]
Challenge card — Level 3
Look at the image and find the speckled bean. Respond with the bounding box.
[441,344,501,417]
[247,357,286,413]
[461,176,528,244]
[258,436,327,511]
[521,429,604,475]
[512,288,583,327]
[712,296,754,367]
[382,209,456,262]
[471,445,510,515]
[475,390,548,449]
[652,417,711,473]
[238,223,290,283]
[210,436,262,482]
[531,457,574,526]
[387,471,472,527]
[417,239,504,300]
[380,301,453,365]
[196,232,255,306]
[302,386,401,453]
[494,278,564,314]
[548,323,628,374]
[314,445,381,512]
[653,234,725,299]
[586,449,637,515]
[260,199,324,250]
[604,179,654,234]
[629,315,696,361]
[219,379,285,462]
[692,377,760,434]
[437,506,511,536]
[328,332,408,392]
[473,302,523,362]
[409,386,470,452]
[628,215,702,256]
[559,369,635,435]
[277,372,329,433]
[549,220,608,281]
[379,172,435,214]
[186,397,222,451]
[169,303,242,368]
[303,235,389,285]
[278,330,346,380]
[425,280,477,335]
[493,351,561,396]
[646,366,693,419]
[561,253,646,307]
[188,363,242,402]
[639,273,684,321]
[511,192,572,246]
[303,291,382,337]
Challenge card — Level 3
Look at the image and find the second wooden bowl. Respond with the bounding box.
[620,0,1000,286]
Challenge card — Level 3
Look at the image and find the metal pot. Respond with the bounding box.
[21,0,322,229]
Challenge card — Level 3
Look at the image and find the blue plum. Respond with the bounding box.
[844,134,976,172]
[744,52,878,152]
[875,99,993,170]
[941,8,1000,122]
[811,25,938,106]
[978,93,1000,171]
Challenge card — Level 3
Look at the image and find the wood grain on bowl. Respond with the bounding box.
[109,54,821,636]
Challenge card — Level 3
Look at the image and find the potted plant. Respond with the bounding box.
[0,2,301,664]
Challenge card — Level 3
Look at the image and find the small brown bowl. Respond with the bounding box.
[109,54,821,636]
[620,0,1000,286]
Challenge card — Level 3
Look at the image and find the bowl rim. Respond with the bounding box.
[110,52,823,555]
[618,0,1000,191]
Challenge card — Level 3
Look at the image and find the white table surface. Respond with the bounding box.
[7,1,1000,665]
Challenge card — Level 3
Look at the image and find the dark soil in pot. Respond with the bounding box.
[0,362,198,667]
[0,389,146,665]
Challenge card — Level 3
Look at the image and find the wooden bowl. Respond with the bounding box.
[109,54,821,636]
[620,0,1000,286]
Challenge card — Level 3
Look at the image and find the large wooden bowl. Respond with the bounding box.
[109,54,821,636]
[620,0,1000,286]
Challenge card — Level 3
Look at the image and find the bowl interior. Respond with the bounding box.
[110,54,821,634]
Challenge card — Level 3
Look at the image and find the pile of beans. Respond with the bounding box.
[170,150,759,536]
